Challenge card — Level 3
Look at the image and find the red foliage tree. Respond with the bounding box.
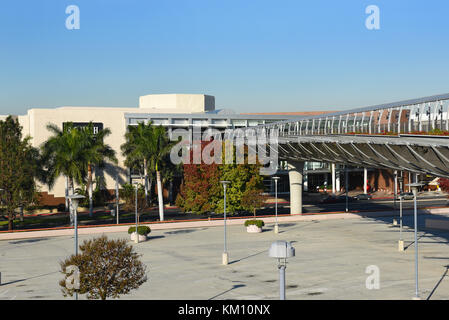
[439,178,449,193]
[175,141,221,214]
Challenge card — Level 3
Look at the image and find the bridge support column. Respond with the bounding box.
[364,168,368,194]
[288,161,304,215]
[336,170,340,192]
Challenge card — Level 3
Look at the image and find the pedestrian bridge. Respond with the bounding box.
[243,92,449,178]
[239,93,449,214]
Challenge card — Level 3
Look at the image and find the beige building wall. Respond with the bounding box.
[139,93,215,112]
[7,93,216,199]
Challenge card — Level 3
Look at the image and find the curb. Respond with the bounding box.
[1,207,449,241]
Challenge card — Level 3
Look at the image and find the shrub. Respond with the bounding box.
[244,219,265,228]
[120,183,147,212]
[128,225,151,236]
[59,235,147,300]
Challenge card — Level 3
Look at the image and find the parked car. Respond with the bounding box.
[319,195,339,204]
[336,195,355,202]
[397,192,414,200]
[353,193,373,200]
[320,195,355,204]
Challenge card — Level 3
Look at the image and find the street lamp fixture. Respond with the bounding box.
[268,241,295,300]
[272,176,280,234]
[406,182,424,300]
[220,180,231,265]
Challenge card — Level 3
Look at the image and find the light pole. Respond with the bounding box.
[115,175,119,225]
[398,194,404,251]
[407,182,423,300]
[67,193,85,301]
[133,182,140,244]
[393,170,398,210]
[272,176,280,233]
[345,165,349,212]
[220,180,230,265]
[268,241,295,300]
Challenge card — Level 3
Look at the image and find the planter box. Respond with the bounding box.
[130,232,148,242]
[246,225,262,233]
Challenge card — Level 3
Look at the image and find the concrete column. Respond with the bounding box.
[331,163,336,194]
[364,168,368,194]
[303,171,308,192]
[288,161,304,215]
[336,169,341,192]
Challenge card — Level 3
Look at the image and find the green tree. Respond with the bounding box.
[41,123,88,204]
[241,177,268,217]
[59,235,147,300]
[80,122,117,216]
[121,122,153,205]
[121,122,175,221]
[176,141,265,215]
[0,116,42,230]
[147,125,176,221]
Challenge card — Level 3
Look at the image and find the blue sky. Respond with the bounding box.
[1,0,449,114]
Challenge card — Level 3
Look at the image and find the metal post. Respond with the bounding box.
[273,177,280,233]
[279,263,286,300]
[74,202,78,256]
[221,181,229,265]
[345,166,349,212]
[398,195,404,251]
[394,170,398,209]
[72,200,78,301]
[414,191,419,299]
[224,184,227,254]
[135,185,139,244]
[116,176,119,225]
[275,180,278,230]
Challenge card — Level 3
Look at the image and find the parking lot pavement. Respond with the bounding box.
[1,214,449,300]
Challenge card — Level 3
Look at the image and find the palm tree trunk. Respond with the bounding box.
[156,171,164,221]
[88,164,93,217]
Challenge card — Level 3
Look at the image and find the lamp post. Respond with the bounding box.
[272,176,280,234]
[407,182,424,300]
[345,165,349,212]
[67,193,85,301]
[220,181,230,265]
[133,182,140,244]
[115,175,119,225]
[398,194,404,251]
[268,241,295,300]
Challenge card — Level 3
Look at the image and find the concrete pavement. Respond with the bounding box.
[2,209,449,299]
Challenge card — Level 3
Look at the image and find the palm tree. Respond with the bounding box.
[121,122,152,205]
[80,122,117,217]
[41,123,87,197]
[147,125,174,221]
[121,122,175,221]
